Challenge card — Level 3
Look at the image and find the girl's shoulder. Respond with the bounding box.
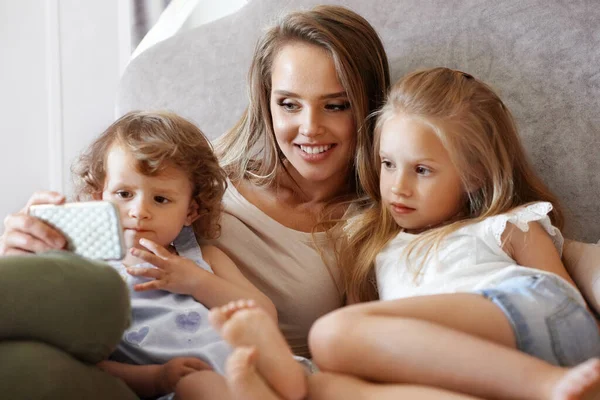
[475,201,563,254]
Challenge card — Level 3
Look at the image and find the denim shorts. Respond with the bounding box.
[475,274,600,366]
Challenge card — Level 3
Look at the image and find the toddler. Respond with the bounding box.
[71,111,276,399]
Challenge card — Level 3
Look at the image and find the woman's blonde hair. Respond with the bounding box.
[215,5,390,200]
[72,111,227,240]
[343,67,564,302]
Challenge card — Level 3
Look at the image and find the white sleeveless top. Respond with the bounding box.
[110,226,230,374]
[376,202,584,305]
[209,182,344,358]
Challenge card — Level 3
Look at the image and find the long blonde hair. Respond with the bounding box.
[215,5,390,201]
[343,67,564,302]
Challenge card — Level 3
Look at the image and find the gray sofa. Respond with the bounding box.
[118,0,600,244]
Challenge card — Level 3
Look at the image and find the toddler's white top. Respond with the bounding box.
[376,202,584,304]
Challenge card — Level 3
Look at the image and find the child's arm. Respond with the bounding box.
[502,221,576,286]
[97,357,210,398]
[126,240,277,322]
[198,245,277,320]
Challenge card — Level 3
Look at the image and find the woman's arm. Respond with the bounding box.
[0,191,67,255]
[563,240,600,315]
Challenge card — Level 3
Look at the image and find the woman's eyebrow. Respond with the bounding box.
[320,91,348,100]
[272,90,348,99]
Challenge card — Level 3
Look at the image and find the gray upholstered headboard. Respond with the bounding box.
[117,0,600,242]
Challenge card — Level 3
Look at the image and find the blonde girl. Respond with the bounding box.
[308,67,600,400]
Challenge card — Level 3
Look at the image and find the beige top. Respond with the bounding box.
[210,183,344,358]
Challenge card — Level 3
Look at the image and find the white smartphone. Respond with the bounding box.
[29,201,126,260]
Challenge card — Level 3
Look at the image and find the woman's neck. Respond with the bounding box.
[275,161,352,206]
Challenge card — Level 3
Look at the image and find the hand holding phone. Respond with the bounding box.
[29,201,126,260]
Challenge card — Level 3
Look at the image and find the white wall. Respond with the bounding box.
[0,0,51,218]
[58,0,127,191]
[0,0,127,227]
[0,0,246,232]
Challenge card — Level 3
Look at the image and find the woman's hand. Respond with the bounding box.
[126,238,207,295]
[0,191,67,255]
[157,357,212,394]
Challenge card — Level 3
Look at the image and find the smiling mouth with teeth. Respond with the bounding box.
[299,144,334,154]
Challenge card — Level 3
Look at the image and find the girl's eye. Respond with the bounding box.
[116,191,131,199]
[154,196,169,204]
[416,166,432,176]
[325,102,351,112]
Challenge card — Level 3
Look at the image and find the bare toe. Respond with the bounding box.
[209,300,257,331]
[209,305,229,331]
[554,358,600,400]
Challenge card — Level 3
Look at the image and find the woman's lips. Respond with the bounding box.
[295,144,336,161]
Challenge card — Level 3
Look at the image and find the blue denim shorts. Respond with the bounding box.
[475,274,600,366]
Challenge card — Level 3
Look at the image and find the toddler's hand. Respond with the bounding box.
[126,238,206,295]
[158,357,212,394]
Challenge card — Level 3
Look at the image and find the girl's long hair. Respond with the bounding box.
[343,67,564,302]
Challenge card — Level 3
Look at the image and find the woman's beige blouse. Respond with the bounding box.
[210,183,344,358]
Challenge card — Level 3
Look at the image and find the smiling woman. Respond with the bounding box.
[269,42,356,198]
[204,7,391,362]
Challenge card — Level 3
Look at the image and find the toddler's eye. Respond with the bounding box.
[116,191,131,199]
[154,196,169,204]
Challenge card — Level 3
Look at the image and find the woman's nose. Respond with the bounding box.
[299,108,324,137]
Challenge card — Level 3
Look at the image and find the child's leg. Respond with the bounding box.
[174,370,231,400]
[307,370,483,400]
[225,346,482,400]
[309,293,600,400]
[210,302,306,400]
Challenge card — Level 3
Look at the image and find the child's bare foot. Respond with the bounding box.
[553,358,600,400]
[226,347,283,400]
[217,307,307,400]
[209,299,257,330]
